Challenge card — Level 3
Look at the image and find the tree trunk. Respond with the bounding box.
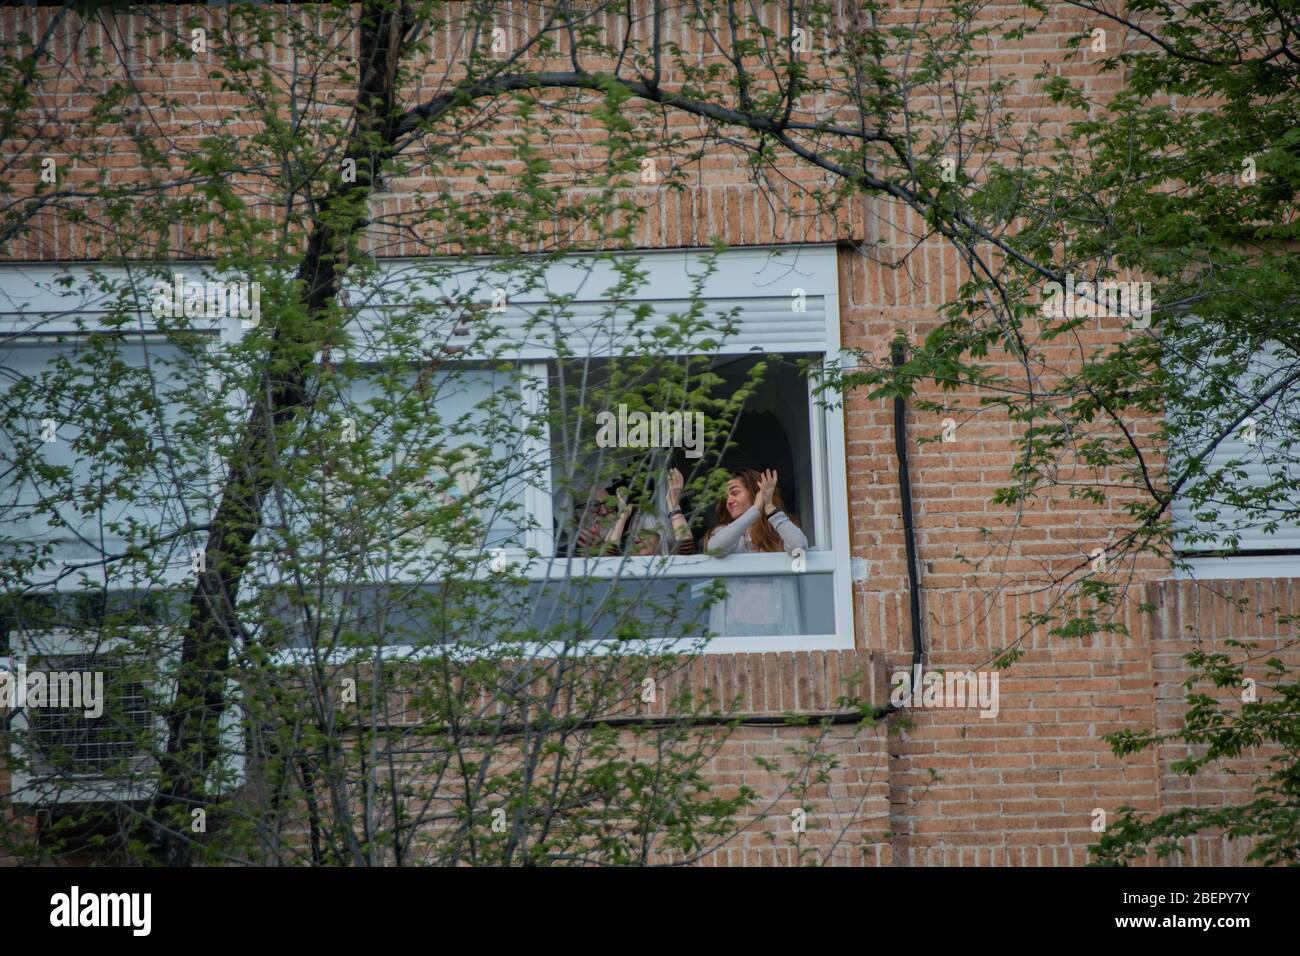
[150,0,411,866]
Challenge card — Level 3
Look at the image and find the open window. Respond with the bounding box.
[271,245,853,651]
[547,352,824,556]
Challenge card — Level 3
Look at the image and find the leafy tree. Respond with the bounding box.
[4,0,1294,865]
[0,0,896,866]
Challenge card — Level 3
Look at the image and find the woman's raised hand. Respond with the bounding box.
[756,469,779,512]
[666,467,684,509]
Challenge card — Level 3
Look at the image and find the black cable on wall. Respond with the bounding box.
[891,341,925,673]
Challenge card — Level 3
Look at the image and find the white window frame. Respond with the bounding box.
[3,625,244,806]
[1167,332,1300,581]
[475,246,852,652]
[0,269,225,591]
[1,246,856,653]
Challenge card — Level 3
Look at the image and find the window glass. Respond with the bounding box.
[0,337,208,567]
[265,572,837,649]
[1169,338,1300,554]
[527,573,835,639]
[277,363,532,567]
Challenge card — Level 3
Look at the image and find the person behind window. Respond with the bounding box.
[626,465,696,555]
[574,461,696,557]
[704,468,805,555]
[573,483,633,556]
[703,467,806,636]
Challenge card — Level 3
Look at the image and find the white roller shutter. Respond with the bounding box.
[349,245,837,358]
[0,246,838,356]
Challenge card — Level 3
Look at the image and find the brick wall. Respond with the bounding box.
[2,2,1291,866]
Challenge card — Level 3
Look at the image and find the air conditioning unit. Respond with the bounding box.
[4,627,243,806]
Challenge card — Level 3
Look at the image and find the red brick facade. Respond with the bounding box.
[1,2,1290,866]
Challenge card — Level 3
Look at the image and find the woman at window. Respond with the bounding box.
[703,468,806,636]
[705,468,805,555]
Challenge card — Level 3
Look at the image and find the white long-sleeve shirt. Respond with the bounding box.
[705,505,807,555]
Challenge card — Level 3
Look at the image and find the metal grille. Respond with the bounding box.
[26,654,154,776]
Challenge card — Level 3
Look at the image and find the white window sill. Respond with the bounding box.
[270,631,854,665]
[514,549,830,579]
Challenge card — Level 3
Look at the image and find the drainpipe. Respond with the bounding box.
[892,341,925,681]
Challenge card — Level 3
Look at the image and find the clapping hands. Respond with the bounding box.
[755,468,779,512]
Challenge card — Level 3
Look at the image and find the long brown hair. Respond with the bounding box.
[711,468,794,553]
